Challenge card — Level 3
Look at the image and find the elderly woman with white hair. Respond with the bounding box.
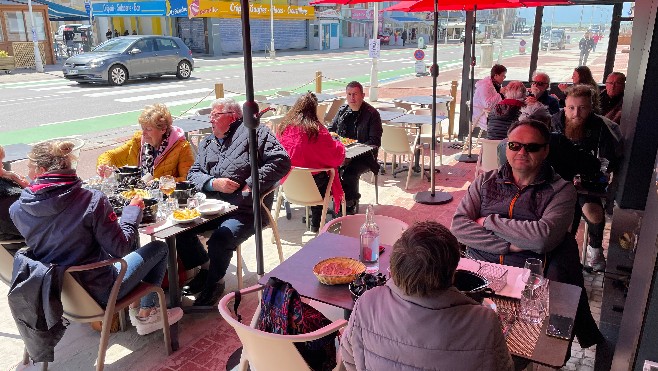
[486,80,527,140]
[97,103,194,181]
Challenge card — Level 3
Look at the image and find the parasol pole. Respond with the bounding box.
[457,5,479,163]
[240,0,265,278]
[413,0,453,205]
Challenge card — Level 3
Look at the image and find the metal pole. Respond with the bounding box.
[269,0,276,59]
[579,5,584,30]
[548,7,555,52]
[498,10,506,63]
[603,3,623,82]
[239,0,265,277]
[528,6,543,81]
[457,6,478,163]
[27,0,44,73]
[369,3,379,101]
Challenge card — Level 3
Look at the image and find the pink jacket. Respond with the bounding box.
[277,125,346,211]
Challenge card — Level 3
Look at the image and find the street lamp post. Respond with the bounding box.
[27,0,44,73]
[497,10,506,63]
[269,0,276,59]
[369,2,379,101]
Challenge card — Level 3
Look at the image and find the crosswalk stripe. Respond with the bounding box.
[115,88,212,103]
[84,83,187,98]
[30,85,78,91]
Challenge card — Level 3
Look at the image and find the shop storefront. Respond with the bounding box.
[168,0,207,53]
[310,9,339,51]
[187,0,315,55]
[341,8,382,48]
[0,1,55,64]
[92,1,170,42]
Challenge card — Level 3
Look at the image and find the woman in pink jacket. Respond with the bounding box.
[275,93,346,232]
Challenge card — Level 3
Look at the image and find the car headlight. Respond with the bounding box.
[89,60,104,68]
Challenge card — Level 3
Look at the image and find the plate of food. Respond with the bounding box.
[313,257,366,285]
[120,188,150,199]
[339,137,358,146]
[171,208,201,224]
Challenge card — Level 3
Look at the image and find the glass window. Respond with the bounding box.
[0,17,4,42]
[156,38,179,51]
[27,12,47,41]
[134,38,155,52]
[4,11,27,41]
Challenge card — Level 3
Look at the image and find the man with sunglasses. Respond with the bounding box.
[526,72,560,115]
[451,120,604,350]
[552,85,623,272]
[174,98,291,306]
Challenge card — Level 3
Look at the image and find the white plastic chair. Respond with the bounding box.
[475,139,502,178]
[316,102,329,124]
[218,284,347,371]
[413,108,446,166]
[319,214,409,246]
[381,125,423,190]
[323,99,344,125]
[273,167,345,232]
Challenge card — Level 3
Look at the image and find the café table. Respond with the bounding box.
[376,110,404,122]
[2,143,32,170]
[263,93,338,107]
[139,204,237,350]
[394,95,453,108]
[260,233,581,368]
[174,115,211,134]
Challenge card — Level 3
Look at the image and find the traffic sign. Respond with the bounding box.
[85,3,91,12]
[368,39,380,59]
[414,49,425,61]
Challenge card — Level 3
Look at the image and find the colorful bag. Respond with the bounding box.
[256,277,338,371]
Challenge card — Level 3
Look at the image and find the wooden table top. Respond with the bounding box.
[139,205,238,239]
[259,232,390,311]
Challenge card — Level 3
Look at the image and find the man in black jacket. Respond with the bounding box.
[176,98,291,306]
[328,81,382,214]
[526,72,560,115]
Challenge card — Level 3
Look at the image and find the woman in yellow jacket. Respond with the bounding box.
[97,103,194,181]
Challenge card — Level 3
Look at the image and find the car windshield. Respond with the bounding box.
[92,38,134,52]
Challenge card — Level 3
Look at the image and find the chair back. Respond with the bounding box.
[0,240,17,285]
[316,103,329,123]
[218,285,347,371]
[478,139,502,174]
[319,214,409,246]
[381,125,414,154]
[281,167,333,207]
[61,272,106,322]
[266,115,284,133]
[195,107,212,116]
[323,99,344,125]
[394,101,414,112]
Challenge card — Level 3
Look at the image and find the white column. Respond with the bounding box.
[369,3,379,101]
[270,0,276,58]
[27,0,44,72]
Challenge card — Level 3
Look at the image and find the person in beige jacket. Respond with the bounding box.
[341,221,513,371]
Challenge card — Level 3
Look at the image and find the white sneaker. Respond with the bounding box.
[134,307,183,336]
[128,307,139,327]
[586,245,606,272]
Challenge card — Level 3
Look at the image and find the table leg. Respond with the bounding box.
[165,236,180,351]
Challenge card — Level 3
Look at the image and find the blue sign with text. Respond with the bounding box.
[92,1,167,17]
[167,0,188,17]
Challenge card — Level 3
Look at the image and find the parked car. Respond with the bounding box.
[62,35,194,86]
[377,34,390,45]
[541,29,566,50]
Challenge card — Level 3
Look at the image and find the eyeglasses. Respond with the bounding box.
[507,141,547,153]
[210,112,235,119]
[531,81,548,87]
[605,81,624,86]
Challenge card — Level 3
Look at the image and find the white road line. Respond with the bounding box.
[40,110,142,127]
[30,85,78,91]
[115,88,212,103]
[0,95,58,103]
[5,80,70,88]
[84,83,187,98]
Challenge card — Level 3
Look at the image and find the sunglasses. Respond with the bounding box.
[531,81,547,87]
[507,141,547,153]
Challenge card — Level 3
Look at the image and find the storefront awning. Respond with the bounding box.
[386,16,429,23]
[1,0,88,21]
[92,1,167,17]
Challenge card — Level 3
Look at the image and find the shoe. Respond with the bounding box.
[586,245,606,272]
[182,268,208,296]
[128,307,139,327]
[310,225,320,233]
[193,281,226,307]
[134,307,184,336]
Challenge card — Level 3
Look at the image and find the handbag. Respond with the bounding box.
[255,277,338,371]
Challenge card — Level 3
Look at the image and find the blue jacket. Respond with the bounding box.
[188,119,291,213]
[9,170,143,306]
[8,249,66,362]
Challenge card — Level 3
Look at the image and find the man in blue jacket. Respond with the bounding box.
[176,98,291,306]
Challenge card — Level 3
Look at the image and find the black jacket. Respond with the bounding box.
[486,99,524,140]
[536,90,560,115]
[188,119,291,213]
[328,102,383,147]
[8,249,67,362]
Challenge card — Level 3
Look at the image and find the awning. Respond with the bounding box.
[386,15,428,23]
[0,0,89,21]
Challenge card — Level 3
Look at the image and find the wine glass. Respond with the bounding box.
[522,258,544,290]
[159,175,176,216]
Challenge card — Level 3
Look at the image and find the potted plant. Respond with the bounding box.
[0,50,15,73]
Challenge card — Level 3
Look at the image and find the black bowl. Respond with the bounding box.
[454,269,494,303]
[142,198,159,224]
[172,181,195,205]
[349,273,387,301]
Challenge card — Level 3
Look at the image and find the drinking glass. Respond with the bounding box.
[522,258,544,290]
[520,287,544,324]
[159,175,176,216]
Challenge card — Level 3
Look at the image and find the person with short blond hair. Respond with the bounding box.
[97,103,194,181]
[341,221,513,371]
[486,80,526,140]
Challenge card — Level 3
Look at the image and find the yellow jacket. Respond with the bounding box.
[97,127,194,182]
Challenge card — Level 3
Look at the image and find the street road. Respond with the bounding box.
[0,39,524,145]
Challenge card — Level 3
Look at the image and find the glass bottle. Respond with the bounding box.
[360,205,380,274]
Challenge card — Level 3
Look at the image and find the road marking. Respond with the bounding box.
[40,110,141,126]
[83,83,187,98]
[115,88,212,102]
[30,85,80,91]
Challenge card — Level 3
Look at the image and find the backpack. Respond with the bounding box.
[255,277,338,371]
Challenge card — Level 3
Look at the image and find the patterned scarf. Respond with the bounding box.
[140,130,170,176]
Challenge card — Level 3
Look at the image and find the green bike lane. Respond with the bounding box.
[0,49,515,146]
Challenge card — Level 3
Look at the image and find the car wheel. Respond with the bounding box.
[108,65,128,86]
[176,60,192,79]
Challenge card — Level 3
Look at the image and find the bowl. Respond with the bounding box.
[348,272,387,301]
[198,202,225,216]
[313,257,366,285]
[454,269,494,303]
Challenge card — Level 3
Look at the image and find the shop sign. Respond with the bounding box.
[186,0,315,20]
[168,0,188,17]
[92,1,167,16]
[351,9,383,20]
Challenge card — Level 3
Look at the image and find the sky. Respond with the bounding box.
[516,3,634,26]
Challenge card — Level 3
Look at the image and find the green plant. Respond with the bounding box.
[0,51,9,57]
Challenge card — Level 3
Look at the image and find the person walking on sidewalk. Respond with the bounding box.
[579,33,594,66]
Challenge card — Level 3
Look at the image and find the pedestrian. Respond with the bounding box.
[105,28,112,40]
[132,29,137,35]
[401,30,407,46]
[114,29,119,38]
[592,33,600,52]
[578,32,593,66]
[123,30,129,36]
[411,28,416,41]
